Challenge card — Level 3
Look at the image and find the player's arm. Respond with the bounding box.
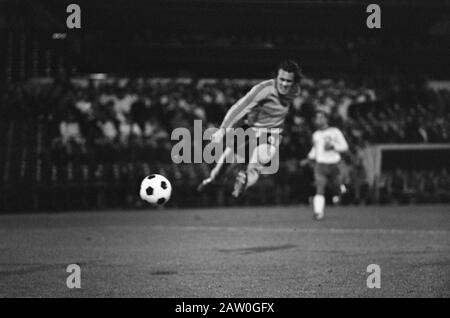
[307,145,316,160]
[331,129,349,153]
[219,83,267,129]
[300,151,315,167]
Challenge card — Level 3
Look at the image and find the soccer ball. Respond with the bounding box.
[139,174,172,206]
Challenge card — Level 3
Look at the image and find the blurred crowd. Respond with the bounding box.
[0,76,377,155]
[346,85,450,145]
[2,75,449,153]
[1,75,449,205]
[379,168,450,204]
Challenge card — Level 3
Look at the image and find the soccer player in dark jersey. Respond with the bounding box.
[198,60,302,198]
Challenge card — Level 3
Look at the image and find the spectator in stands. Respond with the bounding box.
[113,87,138,123]
[143,119,170,149]
[97,118,118,145]
[75,90,94,119]
[130,93,150,130]
[118,115,142,147]
[53,111,86,157]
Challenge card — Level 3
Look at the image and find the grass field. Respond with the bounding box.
[0,205,449,298]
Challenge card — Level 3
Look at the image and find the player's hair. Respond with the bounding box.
[276,60,303,83]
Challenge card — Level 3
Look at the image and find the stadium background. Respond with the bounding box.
[0,0,450,212]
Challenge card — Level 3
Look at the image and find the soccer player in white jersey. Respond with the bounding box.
[303,110,349,220]
[198,60,302,198]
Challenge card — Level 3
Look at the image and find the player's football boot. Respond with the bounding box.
[313,212,324,221]
[197,176,214,192]
[232,170,247,198]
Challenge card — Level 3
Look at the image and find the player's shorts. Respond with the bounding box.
[226,127,280,165]
[313,162,341,194]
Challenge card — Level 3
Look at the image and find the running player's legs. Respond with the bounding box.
[313,163,327,195]
[327,164,342,197]
[313,163,327,219]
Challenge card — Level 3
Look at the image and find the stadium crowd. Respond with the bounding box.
[2,75,449,151]
[1,74,449,206]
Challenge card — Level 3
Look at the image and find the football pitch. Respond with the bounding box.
[0,205,449,298]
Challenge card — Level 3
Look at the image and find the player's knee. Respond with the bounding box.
[315,186,325,195]
[254,144,276,165]
[247,162,262,173]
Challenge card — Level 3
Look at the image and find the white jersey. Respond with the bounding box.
[308,127,348,164]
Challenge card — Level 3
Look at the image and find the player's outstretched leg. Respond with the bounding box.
[231,163,262,198]
[197,176,214,192]
[232,170,248,198]
[197,164,222,192]
[330,164,344,205]
[231,141,275,198]
[198,146,233,192]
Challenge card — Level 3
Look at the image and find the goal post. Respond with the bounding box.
[361,143,450,202]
